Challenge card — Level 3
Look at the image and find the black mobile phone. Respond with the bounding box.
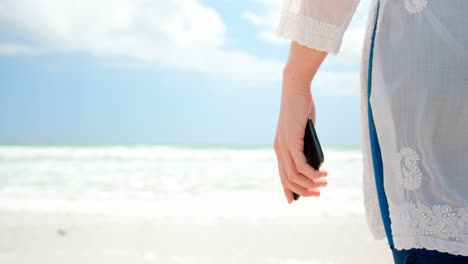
[293,118,324,201]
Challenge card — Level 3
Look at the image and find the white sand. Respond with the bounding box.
[0,210,393,264]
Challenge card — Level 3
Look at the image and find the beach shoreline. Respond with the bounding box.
[0,210,392,264]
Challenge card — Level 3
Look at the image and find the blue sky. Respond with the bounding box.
[0,0,371,147]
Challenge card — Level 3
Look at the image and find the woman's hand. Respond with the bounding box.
[273,41,329,204]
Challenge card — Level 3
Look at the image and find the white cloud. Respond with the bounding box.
[0,0,368,95]
[244,9,288,45]
[259,31,289,45]
[244,11,263,26]
[243,0,283,45]
[0,0,283,84]
[0,43,33,55]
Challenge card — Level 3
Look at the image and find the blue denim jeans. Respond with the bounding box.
[391,247,468,264]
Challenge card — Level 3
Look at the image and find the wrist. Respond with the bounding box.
[282,68,312,97]
[281,41,327,95]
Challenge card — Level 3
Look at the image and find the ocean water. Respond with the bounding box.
[0,145,394,264]
[0,145,365,217]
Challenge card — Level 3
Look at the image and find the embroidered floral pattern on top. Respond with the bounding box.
[395,147,422,190]
[394,201,468,241]
[403,0,428,14]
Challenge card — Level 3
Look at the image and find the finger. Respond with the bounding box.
[294,172,328,189]
[275,150,287,186]
[290,149,327,180]
[276,151,294,203]
[311,177,328,187]
[283,150,327,189]
[283,186,294,204]
[287,181,321,197]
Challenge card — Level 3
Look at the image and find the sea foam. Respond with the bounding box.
[0,145,364,217]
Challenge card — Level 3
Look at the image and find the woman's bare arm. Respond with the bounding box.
[273,41,329,204]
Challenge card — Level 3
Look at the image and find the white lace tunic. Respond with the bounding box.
[276,0,468,256]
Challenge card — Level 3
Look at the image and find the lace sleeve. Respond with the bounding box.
[276,0,360,54]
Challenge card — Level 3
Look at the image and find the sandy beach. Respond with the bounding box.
[0,145,394,264]
[0,210,392,264]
